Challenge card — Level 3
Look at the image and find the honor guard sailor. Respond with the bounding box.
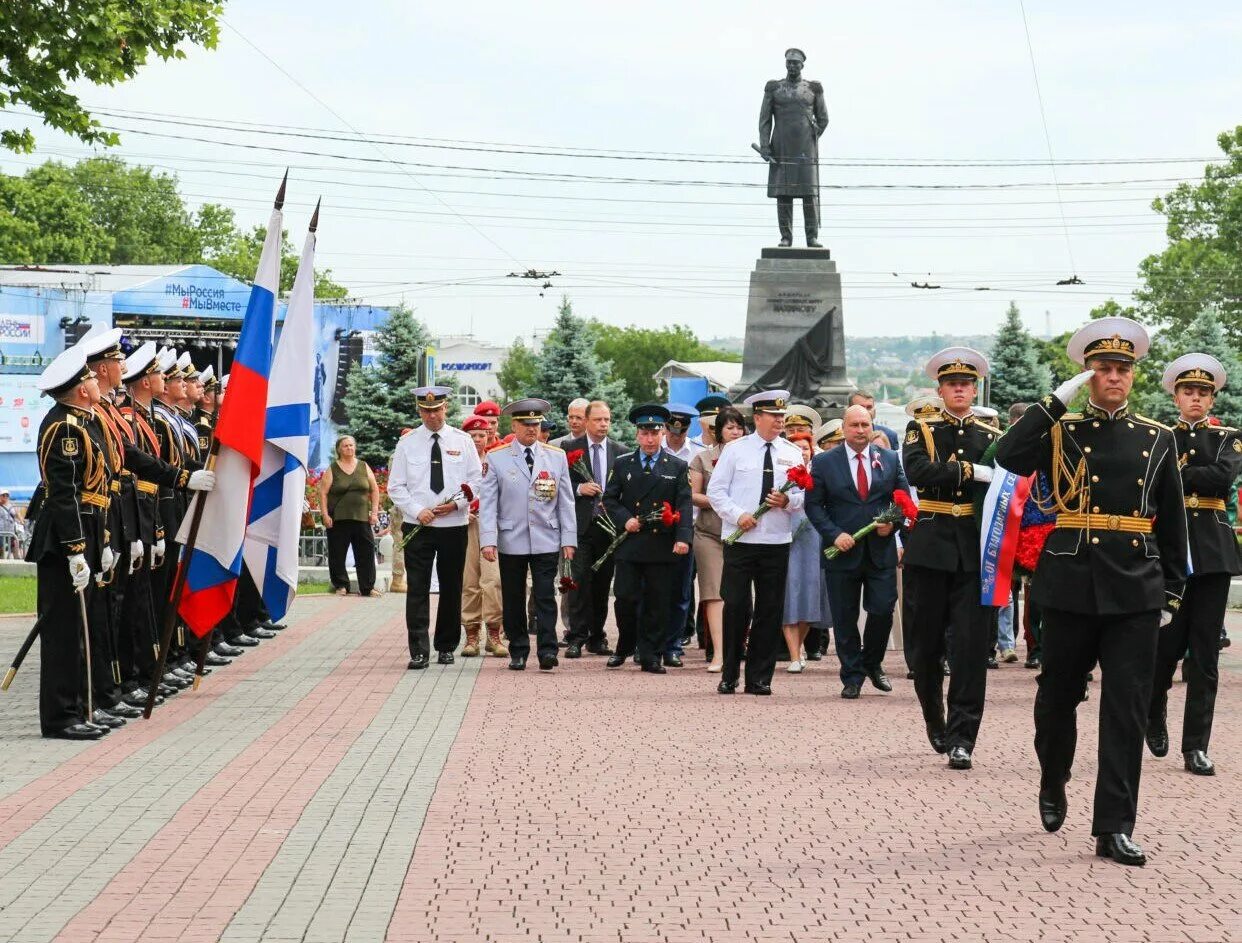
[901,348,998,771]
[996,316,1188,866]
[478,399,576,671]
[388,386,483,668]
[1146,353,1241,777]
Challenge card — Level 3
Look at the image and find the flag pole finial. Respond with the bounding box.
[274,169,289,210]
[309,198,321,233]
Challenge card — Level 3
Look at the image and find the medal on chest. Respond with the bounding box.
[532,470,557,502]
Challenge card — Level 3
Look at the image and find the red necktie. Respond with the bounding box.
[855,452,869,500]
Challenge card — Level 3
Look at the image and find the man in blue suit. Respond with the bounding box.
[806,405,908,698]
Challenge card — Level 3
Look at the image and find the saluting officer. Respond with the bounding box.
[997,317,1187,867]
[479,399,576,671]
[28,346,111,739]
[603,405,694,673]
[388,386,483,668]
[901,348,998,771]
[1146,353,1241,777]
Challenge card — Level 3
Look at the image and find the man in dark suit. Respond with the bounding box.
[562,399,624,657]
[807,405,908,699]
[602,405,694,672]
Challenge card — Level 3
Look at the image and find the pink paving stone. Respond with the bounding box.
[386,635,1242,943]
[0,595,351,852]
[51,611,410,943]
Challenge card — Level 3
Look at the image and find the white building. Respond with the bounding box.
[433,335,513,410]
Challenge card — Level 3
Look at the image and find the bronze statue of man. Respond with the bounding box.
[758,48,828,248]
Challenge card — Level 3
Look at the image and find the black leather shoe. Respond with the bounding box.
[1024,655,1041,669]
[585,641,614,656]
[717,680,737,694]
[744,682,772,696]
[987,654,999,669]
[641,662,667,674]
[251,627,277,640]
[605,654,627,668]
[805,650,822,661]
[215,642,244,657]
[538,654,558,671]
[1145,717,1169,758]
[46,723,107,741]
[948,746,973,770]
[564,642,583,659]
[906,669,915,680]
[124,688,163,708]
[108,701,143,719]
[156,682,179,697]
[205,651,232,667]
[841,683,861,699]
[1039,782,1067,832]
[867,669,892,692]
[509,655,527,671]
[437,651,455,665]
[259,620,287,631]
[926,724,948,754]
[407,654,429,670]
[1184,750,1215,776]
[663,654,683,668]
[1095,833,1146,866]
[233,634,261,647]
[162,671,190,689]
[92,709,125,729]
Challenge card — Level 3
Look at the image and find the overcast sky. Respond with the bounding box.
[2,1,1238,345]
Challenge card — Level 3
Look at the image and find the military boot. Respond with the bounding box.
[485,623,508,657]
[462,625,481,658]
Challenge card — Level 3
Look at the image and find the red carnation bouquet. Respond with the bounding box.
[566,447,605,513]
[823,488,917,560]
[724,464,814,545]
[557,554,578,594]
[396,483,474,551]
[592,500,682,572]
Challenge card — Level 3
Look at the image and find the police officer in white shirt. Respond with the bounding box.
[388,386,483,669]
[706,390,806,695]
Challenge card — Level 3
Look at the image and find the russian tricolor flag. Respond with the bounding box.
[242,203,319,623]
[177,184,284,637]
[979,463,1033,607]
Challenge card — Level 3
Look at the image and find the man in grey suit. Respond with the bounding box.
[480,399,577,671]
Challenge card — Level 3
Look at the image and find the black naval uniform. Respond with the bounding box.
[1148,419,1242,758]
[997,398,1187,836]
[901,409,997,752]
[27,403,110,734]
[602,449,693,668]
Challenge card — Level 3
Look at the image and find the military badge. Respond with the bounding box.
[1234,439,1241,453]
[905,429,919,444]
[62,437,79,456]
[532,469,557,502]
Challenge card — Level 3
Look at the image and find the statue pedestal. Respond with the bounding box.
[729,247,852,412]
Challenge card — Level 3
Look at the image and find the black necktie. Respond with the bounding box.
[430,432,444,494]
[761,442,774,506]
[643,454,653,474]
[524,446,534,473]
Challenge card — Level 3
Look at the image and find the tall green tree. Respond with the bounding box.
[1132,126,1242,344]
[988,302,1051,414]
[0,0,222,153]
[340,305,458,466]
[198,204,349,298]
[1137,309,1242,428]
[531,297,632,439]
[590,322,740,404]
[0,162,112,262]
[497,337,539,400]
[71,157,200,263]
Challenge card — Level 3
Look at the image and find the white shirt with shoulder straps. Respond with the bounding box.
[706,432,805,545]
[387,423,483,527]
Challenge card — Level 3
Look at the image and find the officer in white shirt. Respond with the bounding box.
[388,386,483,669]
[706,389,806,695]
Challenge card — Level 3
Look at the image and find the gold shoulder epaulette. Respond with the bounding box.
[541,442,563,452]
[64,414,80,427]
[1135,414,1172,431]
[1060,412,1083,421]
[973,419,1002,435]
[1211,425,1237,433]
[486,441,508,453]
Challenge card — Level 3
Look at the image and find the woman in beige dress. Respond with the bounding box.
[689,406,747,671]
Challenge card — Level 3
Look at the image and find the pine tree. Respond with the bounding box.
[340,305,459,465]
[1138,308,1242,427]
[989,302,1052,415]
[530,297,634,441]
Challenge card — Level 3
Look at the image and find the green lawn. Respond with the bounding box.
[0,577,334,615]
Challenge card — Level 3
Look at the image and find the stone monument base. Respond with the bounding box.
[729,247,852,413]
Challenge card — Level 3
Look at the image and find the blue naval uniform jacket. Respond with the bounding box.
[479,439,577,555]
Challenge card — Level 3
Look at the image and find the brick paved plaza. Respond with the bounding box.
[0,595,1238,943]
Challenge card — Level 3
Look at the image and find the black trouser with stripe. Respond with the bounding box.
[1149,572,1231,754]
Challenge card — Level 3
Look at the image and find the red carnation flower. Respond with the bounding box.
[566,449,585,468]
[1015,522,1054,573]
[660,501,680,529]
[892,489,918,522]
[786,465,814,492]
[461,483,474,501]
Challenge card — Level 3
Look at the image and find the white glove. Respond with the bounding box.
[187,470,216,491]
[1159,609,1174,628]
[68,553,90,591]
[1053,369,1094,407]
[130,540,144,573]
[100,546,117,574]
[972,464,994,484]
[152,538,166,568]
